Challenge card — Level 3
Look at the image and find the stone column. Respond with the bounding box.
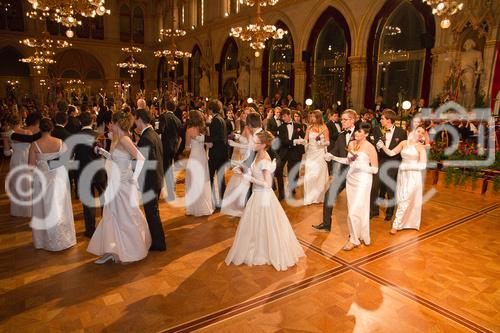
[348,56,367,111]
[250,55,262,98]
[293,61,306,104]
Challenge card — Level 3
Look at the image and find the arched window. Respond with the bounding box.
[92,16,105,40]
[76,17,91,38]
[175,61,184,86]
[306,8,350,109]
[0,0,24,31]
[219,38,238,100]
[189,45,202,97]
[376,2,426,106]
[262,21,294,98]
[133,7,144,43]
[120,4,131,42]
[366,0,434,108]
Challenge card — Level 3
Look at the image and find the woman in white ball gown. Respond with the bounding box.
[377,126,427,234]
[225,131,305,271]
[183,110,214,216]
[87,111,151,264]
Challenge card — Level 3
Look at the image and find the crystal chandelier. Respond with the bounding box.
[422,0,464,29]
[19,30,72,74]
[154,11,191,71]
[117,46,147,78]
[26,0,111,38]
[230,0,287,57]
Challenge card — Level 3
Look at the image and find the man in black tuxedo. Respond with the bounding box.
[158,101,182,201]
[286,94,297,109]
[313,109,357,232]
[272,93,282,108]
[371,109,407,221]
[206,100,228,207]
[65,105,82,134]
[325,109,342,175]
[135,109,166,251]
[73,112,107,238]
[265,107,281,136]
[52,111,71,141]
[275,108,304,201]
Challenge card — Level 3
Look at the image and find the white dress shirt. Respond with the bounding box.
[384,125,395,147]
[345,126,355,146]
[286,122,293,140]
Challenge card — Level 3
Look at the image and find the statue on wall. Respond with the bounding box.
[200,66,211,98]
[459,39,483,109]
[236,64,250,98]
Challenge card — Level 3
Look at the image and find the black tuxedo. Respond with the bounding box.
[207,114,228,205]
[325,120,341,152]
[322,129,353,228]
[158,111,182,200]
[287,99,297,109]
[73,128,107,237]
[65,116,81,134]
[225,118,236,135]
[137,127,166,250]
[370,125,407,218]
[266,117,281,136]
[275,122,305,200]
[52,125,71,141]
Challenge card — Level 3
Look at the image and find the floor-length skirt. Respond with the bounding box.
[225,188,305,271]
[346,170,372,246]
[392,169,423,230]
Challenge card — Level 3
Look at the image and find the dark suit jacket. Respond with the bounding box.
[276,122,305,161]
[52,125,71,141]
[225,118,236,134]
[287,100,297,109]
[207,114,228,161]
[65,116,81,134]
[73,128,106,185]
[372,125,407,162]
[330,130,351,175]
[137,127,164,194]
[158,111,182,156]
[325,120,341,153]
[266,117,280,136]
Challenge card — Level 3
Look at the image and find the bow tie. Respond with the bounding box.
[345,129,352,134]
[284,122,292,126]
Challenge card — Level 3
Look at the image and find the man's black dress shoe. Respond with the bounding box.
[312,223,331,232]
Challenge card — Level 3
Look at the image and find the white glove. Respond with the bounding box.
[233,133,241,140]
[293,138,306,145]
[96,147,111,159]
[205,142,213,149]
[3,149,13,157]
[376,140,385,149]
[242,172,271,188]
[324,153,335,162]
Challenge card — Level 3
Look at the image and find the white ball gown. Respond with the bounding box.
[31,141,76,251]
[346,152,373,246]
[392,144,424,230]
[221,136,251,217]
[87,149,151,263]
[225,159,305,271]
[7,132,32,217]
[303,132,329,205]
[185,135,214,216]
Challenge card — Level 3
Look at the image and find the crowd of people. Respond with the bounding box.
[0,91,494,271]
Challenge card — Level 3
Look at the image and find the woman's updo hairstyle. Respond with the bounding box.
[359,122,372,134]
[112,110,134,132]
[256,130,274,148]
[39,118,54,133]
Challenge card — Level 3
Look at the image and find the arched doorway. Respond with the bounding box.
[262,20,294,99]
[365,0,434,108]
[218,37,238,101]
[306,7,351,109]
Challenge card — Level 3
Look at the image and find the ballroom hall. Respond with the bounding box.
[1,0,499,332]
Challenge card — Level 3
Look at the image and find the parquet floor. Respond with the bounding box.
[0,161,499,333]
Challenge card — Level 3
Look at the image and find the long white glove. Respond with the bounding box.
[293,138,306,145]
[95,147,111,159]
[242,172,272,188]
[400,162,426,171]
[351,165,379,174]
[377,140,397,156]
[3,149,13,157]
[228,139,250,149]
[205,142,213,149]
[325,153,349,165]
[132,151,146,183]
